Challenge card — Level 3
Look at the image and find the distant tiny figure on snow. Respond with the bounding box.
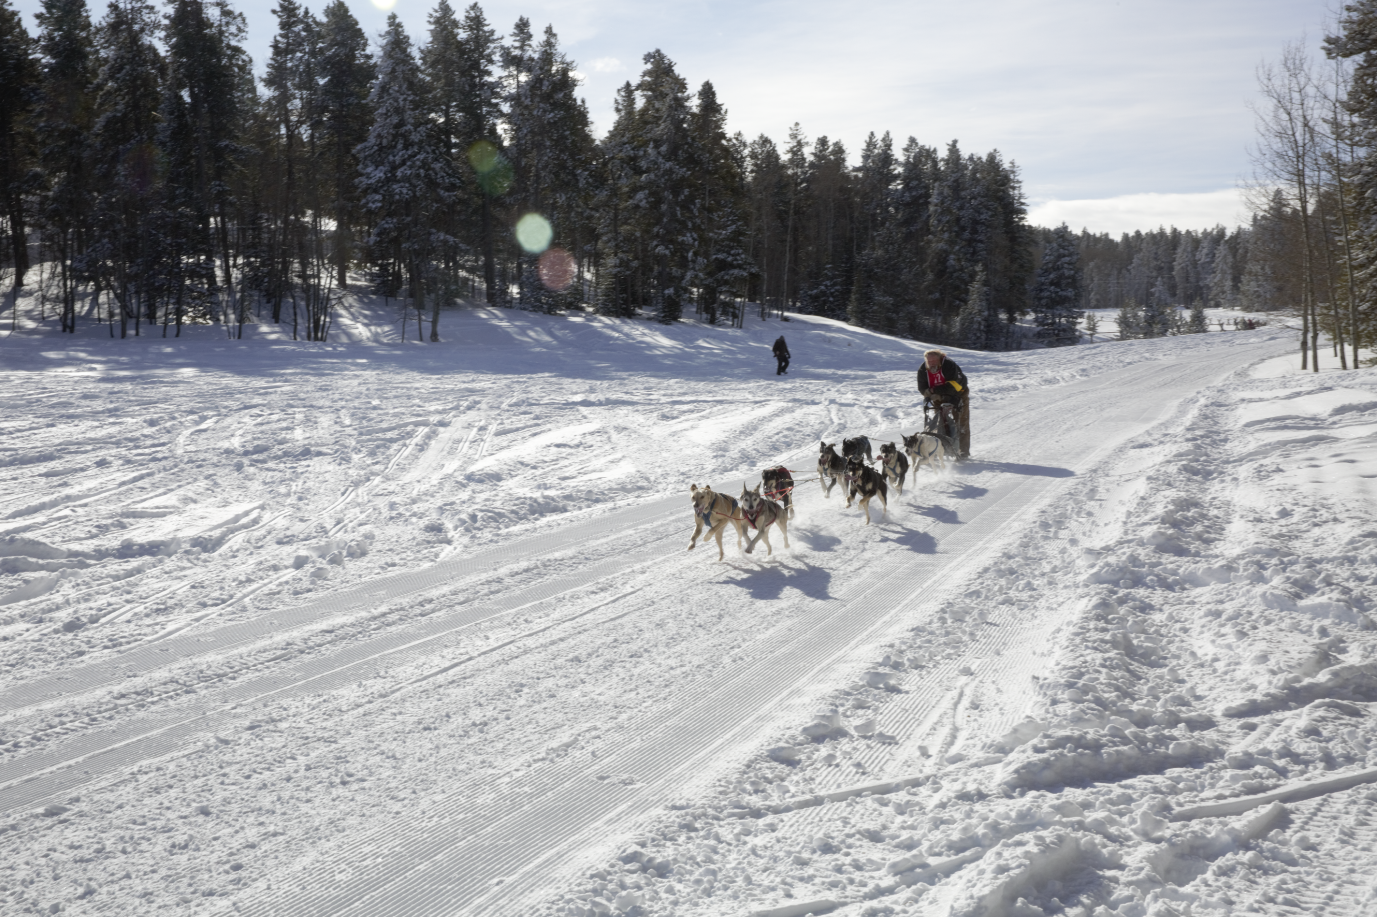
[773,336,790,375]
[918,348,970,460]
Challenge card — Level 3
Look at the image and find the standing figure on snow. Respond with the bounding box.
[773,336,790,375]
[918,349,971,460]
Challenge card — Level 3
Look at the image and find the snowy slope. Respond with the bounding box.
[0,301,1373,917]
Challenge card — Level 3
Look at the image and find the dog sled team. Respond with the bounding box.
[690,349,971,561]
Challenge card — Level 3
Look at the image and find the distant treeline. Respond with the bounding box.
[0,0,1334,351]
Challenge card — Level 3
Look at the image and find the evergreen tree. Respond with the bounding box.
[261,0,317,329]
[0,0,39,295]
[1142,276,1173,336]
[632,49,695,323]
[690,81,750,324]
[1208,239,1237,308]
[503,22,592,311]
[1116,298,1143,340]
[954,265,994,348]
[456,2,502,302]
[162,0,249,326]
[35,0,96,332]
[593,80,638,317]
[1030,224,1082,346]
[356,13,459,340]
[88,0,163,337]
[316,0,372,287]
[1187,299,1208,333]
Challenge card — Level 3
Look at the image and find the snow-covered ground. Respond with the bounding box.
[1,292,1375,917]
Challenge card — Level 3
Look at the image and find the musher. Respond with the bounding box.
[917,348,970,459]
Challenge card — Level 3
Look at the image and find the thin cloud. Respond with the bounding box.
[589,56,625,73]
[1028,190,1249,237]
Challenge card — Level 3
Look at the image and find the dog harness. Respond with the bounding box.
[742,504,763,530]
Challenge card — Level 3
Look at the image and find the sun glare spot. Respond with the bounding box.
[538,248,576,292]
[516,213,553,254]
[371,0,396,9]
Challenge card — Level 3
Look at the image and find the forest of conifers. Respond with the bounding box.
[0,0,1373,356]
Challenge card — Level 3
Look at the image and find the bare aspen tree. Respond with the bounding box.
[1320,55,1363,368]
[1251,42,1323,371]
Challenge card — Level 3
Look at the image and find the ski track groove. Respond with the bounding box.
[236,428,1104,917]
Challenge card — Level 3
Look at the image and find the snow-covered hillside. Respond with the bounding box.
[1,301,1374,917]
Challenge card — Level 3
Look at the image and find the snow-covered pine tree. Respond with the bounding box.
[162,0,248,329]
[261,0,317,329]
[631,49,695,323]
[88,0,163,338]
[1208,238,1237,308]
[1116,298,1143,340]
[1187,299,1208,333]
[954,265,993,348]
[503,22,592,312]
[152,74,218,336]
[0,0,38,296]
[1030,224,1082,346]
[35,0,96,332]
[593,80,638,318]
[847,131,897,332]
[456,2,502,302]
[316,0,373,288]
[1142,276,1173,337]
[356,13,459,341]
[691,81,750,325]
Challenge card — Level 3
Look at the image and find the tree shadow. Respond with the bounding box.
[791,526,843,553]
[971,460,1075,478]
[719,560,833,601]
[914,504,959,525]
[880,526,937,554]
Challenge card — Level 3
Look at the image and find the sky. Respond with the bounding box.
[13,0,1335,236]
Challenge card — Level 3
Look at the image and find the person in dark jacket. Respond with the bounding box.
[773,336,790,375]
[917,349,970,458]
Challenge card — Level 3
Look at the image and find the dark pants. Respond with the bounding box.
[930,394,970,456]
[776,355,789,375]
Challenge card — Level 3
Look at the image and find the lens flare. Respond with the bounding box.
[538,248,576,292]
[371,0,395,10]
[515,213,553,254]
[468,140,513,196]
[467,140,498,173]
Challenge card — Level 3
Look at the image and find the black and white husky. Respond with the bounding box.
[818,441,846,499]
[843,435,874,464]
[878,442,909,496]
[902,430,947,477]
[739,483,790,556]
[845,455,888,524]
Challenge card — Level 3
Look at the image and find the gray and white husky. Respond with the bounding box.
[902,430,947,477]
[739,483,790,556]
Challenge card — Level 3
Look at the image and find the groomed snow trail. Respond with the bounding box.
[3,310,1344,917]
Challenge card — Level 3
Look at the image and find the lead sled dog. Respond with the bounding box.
[739,483,790,556]
[688,484,746,561]
[845,455,888,524]
[878,442,909,496]
[818,441,846,498]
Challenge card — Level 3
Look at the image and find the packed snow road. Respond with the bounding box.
[6,309,1370,917]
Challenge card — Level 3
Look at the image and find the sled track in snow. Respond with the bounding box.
[0,342,1288,916]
